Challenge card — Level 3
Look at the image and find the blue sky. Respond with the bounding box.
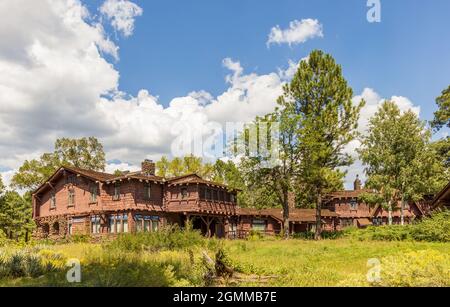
[86,0,450,123]
[1,0,449,189]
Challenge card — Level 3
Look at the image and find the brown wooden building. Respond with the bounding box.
[32,162,431,240]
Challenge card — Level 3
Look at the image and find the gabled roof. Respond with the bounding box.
[33,165,116,195]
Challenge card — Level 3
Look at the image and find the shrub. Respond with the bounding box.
[105,225,206,252]
[344,211,450,243]
[0,247,68,279]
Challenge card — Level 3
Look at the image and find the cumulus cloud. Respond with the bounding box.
[100,0,143,37]
[267,19,323,47]
[0,0,293,176]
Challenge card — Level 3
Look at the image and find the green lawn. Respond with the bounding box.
[1,238,449,287]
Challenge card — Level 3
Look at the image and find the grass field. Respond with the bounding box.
[1,237,449,287]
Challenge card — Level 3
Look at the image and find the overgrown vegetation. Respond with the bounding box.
[344,211,450,242]
[0,231,448,287]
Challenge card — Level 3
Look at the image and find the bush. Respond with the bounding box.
[0,247,68,279]
[105,225,207,252]
[344,211,450,243]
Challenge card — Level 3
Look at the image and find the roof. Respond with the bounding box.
[108,172,165,183]
[33,166,116,195]
[327,189,373,200]
[33,166,238,195]
[357,218,372,227]
[167,173,241,191]
[431,181,450,208]
[237,207,339,223]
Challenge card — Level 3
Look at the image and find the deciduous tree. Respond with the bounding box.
[11,137,106,191]
[359,101,447,225]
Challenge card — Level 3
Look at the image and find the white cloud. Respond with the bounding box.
[267,19,323,47]
[0,0,294,173]
[100,0,143,37]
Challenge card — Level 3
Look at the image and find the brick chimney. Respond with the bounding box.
[354,175,362,191]
[141,159,156,176]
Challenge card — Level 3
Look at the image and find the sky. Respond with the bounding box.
[0,0,449,190]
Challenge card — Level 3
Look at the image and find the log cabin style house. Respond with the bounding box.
[32,160,430,239]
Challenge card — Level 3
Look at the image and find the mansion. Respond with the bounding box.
[32,160,438,239]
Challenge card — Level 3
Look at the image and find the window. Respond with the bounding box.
[50,193,56,209]
[67,174,77,185]
[341,218,353,228]
[91,215,101,234]
[181,187,188,199]
[109,215,116,233]
[205,189,211,200]
[113,183,120,200]
[350,198,358,210]
[230,194,235,203]
[219,191,224,202]
[212,190,218,201]
[134,215,160,232]
[152,216,159,232]
[68,189,75,206]
[144,183,151,200]
[68,222,73,235]
[109,214,128,233]
[199,187,205,200]
[252,219,266,232]
[90,184,98,203]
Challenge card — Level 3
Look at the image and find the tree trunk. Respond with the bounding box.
[314,193,322,240]
[25,230,29,243]
[388,201,393,226]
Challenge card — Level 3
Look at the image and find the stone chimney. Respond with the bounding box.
[288,191,296,210]
[354,175,362,191]
[141,159,156,176]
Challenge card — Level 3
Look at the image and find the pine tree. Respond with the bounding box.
[283,50,364,239]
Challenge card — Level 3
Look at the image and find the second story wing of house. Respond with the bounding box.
[165,174,239,215]
[32,160,165,219]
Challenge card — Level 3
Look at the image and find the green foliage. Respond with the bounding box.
[155,155,214,179]
[342,250,450,287]
[431,85,450,131]
[345,211,450,242]
[0,191,34,241]
[359,101,448,224]
[0,247,67,279]
[11,136,106,191]
[105,225,208,252]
